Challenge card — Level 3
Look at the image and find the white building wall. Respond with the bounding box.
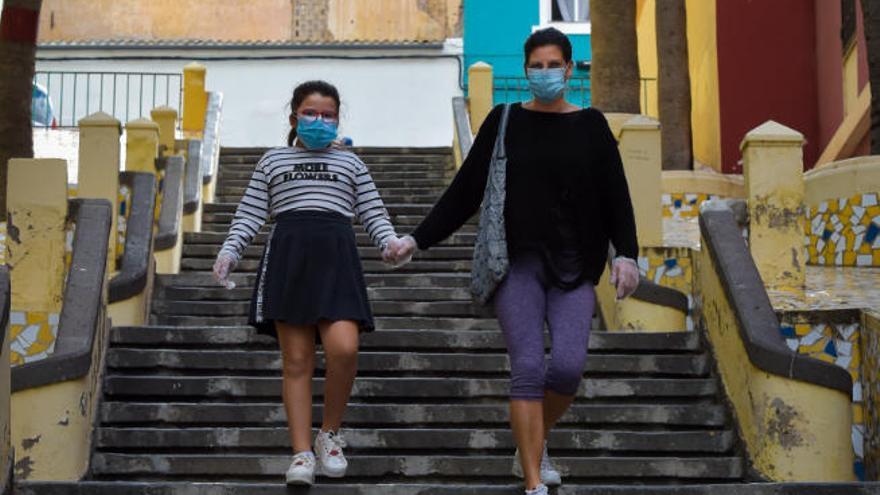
[35,45,464,149]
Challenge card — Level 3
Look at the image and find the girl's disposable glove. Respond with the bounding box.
[212,252,238,289]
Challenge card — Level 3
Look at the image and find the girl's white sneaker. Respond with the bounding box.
[525,483,549,495]
[512,442,562,486]
[285,451,316,485]
[315,429,348,478]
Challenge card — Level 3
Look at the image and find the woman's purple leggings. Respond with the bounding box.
[494,252,596,400]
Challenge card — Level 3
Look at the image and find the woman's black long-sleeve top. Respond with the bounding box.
[411,103,639,288]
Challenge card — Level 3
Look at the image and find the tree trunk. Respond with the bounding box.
[590,0,641,113]
[0,0,42,219]
[656,0,693,170]
[863,0,880,155]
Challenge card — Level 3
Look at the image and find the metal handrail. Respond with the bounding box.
[33,71,182,128]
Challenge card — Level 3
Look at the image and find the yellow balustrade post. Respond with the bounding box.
[183,62,207,136]
[618,115,663,247]
[741,121,806,293]
[125,119,160,174]
[151,106,178,157]
[78,112,121,274]
[6,159,68,365]
[468,62,493,132]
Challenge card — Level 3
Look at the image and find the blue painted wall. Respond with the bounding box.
[463,0,592,106]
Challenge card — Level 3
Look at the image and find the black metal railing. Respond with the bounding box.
[32,71,182,128]
[487,76,656,110]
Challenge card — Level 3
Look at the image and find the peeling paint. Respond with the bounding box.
[6,215,20,244]
[766,398,804,449]
[14,456,34,479]
[20,435,41,450]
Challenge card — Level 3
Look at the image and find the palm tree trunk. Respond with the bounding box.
[656,0,693,170]
[863,0,880,155]
[590,0,641,113]
[0,0,43,219]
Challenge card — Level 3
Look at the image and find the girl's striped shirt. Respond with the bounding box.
[219,147,397,263]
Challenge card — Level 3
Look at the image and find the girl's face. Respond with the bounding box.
[289,93,339,127]
[525,44,573,79]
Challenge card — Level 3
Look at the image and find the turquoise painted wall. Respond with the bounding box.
[463,0,592,106]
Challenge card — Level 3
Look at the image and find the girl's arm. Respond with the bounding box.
[218,154,271,264]
[354,161,397,252]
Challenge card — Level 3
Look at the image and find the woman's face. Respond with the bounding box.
[525,44,573,79]
[290,93,339,127]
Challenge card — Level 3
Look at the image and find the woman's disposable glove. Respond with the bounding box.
[212,252,238,289]
[382,236,415,268]
[392,235,418,267]
[610,257,639,299]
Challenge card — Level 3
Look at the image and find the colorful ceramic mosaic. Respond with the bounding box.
[861,310,880,479]
[117,184,132,261]
[806,192,880,267]
[638,247,694,330]
[662,193,719,219]
[779,313,864,479]
[9,311,60,366]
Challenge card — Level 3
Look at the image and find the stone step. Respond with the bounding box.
[155,272,474,289]
[94,427,733,453]
[27,482,880,495]
[155,286,474,302]
[196,222,477,235]
[203,202,436,215]
[100,401,728,427]
[146,314,500,328]
[111,327,701,353]
[182,231,475,247]
[179,257,473,273]
[219,163,452,175]
[103,376,719,400]
[213,194,444,205]
[88,453,743,480]
[150,299,491,318]
[218,170,450,181]
[198,213,472,227]
[180,244,472,261]
[220,154,452,165]
[105,349,709,377]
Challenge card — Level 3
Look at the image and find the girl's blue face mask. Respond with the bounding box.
[296,117,338,149]
[526,67,568,103]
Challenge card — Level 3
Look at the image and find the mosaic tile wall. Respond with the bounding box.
[638,247,695,330]
[806,192,880,266]
[9,218,76,366]
[862,310,880,479]
[778,312,864,479]
[662,193,719,219]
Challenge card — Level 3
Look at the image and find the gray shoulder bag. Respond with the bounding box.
[470,104,511,305]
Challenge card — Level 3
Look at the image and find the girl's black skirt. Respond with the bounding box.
[249,210,375,340]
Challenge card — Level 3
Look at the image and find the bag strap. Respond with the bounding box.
[492,104,511,160]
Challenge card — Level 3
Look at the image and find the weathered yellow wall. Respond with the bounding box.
[804,155,880,206]
[39,0,292,42]
[685,0,721,171]
[698,244,855,481]
[38,0,462,42]
[636,0,659,118]
[1,310,10,489]
[863,309,880,478]
[618,115,663,247]
[468,62,493,133]
[662,170,744,198]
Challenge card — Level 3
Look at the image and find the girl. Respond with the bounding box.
[212,81,403,485]
[392,28,640,495]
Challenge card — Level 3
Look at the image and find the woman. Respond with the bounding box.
[392,28,640,494]
[212,81,403,485]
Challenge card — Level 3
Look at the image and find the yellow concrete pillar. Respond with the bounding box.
[183,62,207,135]
[468,62,494,132]
[151,106,178,157]
[618,115,663,247]
[741,121,806,292]
[78,112,121,273]
[6,159,68,365]
[125,119,160,174]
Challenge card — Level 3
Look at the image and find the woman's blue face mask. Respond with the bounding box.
[296,115,338,149]
[526,67,568,103]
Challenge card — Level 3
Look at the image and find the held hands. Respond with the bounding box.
[609,257,639,299]
[212,252,238,289]
[382,235,418,268]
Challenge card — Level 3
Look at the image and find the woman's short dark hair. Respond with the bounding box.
[287,80,341,147]
[523,27,573,64]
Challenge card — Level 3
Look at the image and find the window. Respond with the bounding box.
[537,0,591,35]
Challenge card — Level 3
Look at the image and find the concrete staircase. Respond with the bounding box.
[17,147,750,494]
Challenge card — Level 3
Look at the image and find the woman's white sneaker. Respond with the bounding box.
[315,429,348,478]
[512,442,562,486]
[285,451,316,485]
